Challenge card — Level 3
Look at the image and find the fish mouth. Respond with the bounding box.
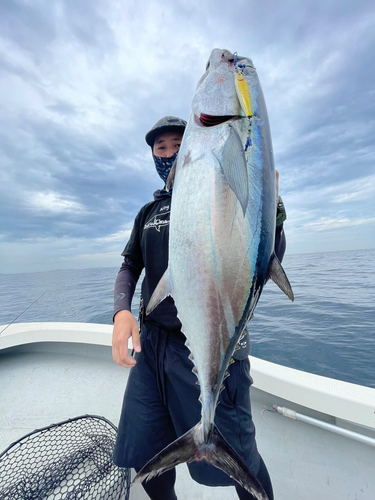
[195,114,236,127]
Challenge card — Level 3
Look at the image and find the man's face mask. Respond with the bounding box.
[153,151,179,183]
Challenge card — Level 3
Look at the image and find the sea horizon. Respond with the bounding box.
[1,246,373,276]
[1,248,374,389]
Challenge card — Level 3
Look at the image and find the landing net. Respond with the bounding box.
[0,415,130,500]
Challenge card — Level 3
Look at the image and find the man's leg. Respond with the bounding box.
[113,325,177,470]
[137,469,178,500]
[235,457,274,500]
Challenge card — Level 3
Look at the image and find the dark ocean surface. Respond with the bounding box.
[1,249,374,388]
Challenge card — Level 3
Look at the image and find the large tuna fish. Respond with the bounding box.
[135,48,294,498]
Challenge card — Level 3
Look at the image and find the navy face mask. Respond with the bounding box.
[153,151,178,183]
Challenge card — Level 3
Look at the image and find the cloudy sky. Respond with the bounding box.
[0,0,374,274]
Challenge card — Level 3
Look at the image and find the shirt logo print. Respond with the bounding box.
[144,211,170,232]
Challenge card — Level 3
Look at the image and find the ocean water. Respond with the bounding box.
[0,249,374,388]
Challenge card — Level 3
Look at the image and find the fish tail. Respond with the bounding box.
[133,424,268,500]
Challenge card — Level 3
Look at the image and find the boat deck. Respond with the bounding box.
[1,323,374,499]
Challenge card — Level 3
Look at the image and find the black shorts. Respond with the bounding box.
[113,322,261,486]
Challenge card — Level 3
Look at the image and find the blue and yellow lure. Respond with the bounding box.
[233,54,252,152]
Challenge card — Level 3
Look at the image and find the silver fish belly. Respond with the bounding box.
[135,48,293,499]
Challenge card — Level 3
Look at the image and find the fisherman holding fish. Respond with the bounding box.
[112,49,292,500]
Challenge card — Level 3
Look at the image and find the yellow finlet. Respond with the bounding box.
[235,72,252,117]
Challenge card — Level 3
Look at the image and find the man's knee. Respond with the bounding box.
[137,468,178,500]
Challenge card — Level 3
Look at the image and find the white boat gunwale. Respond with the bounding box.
[1,322,374,431]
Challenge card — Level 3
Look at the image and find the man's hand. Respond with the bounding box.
[276,169,279,201]
[112,310,141,368]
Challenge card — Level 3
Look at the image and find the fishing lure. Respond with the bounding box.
[235,71,252,118]
[234,55,253,152]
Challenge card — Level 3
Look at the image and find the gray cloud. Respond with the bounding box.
[0,1,56,56]
[0,0,374,273]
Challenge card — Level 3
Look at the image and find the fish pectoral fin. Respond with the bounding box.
[146,269,172,315]
[165,158,177,191]
[268,253,294,301]
[215,126,249,215]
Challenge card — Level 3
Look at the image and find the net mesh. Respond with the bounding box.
[0,415,130,500]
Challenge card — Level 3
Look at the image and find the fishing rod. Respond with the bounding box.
[0,291,47,335]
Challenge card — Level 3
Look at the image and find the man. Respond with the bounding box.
[112,116,286,500]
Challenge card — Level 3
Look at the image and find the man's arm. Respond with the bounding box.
[113,257,142,318]
[112,257,143,368]
[275,170,287,262]
[275,195,287,262]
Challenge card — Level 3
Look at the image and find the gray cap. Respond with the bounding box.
[145,116,187,147]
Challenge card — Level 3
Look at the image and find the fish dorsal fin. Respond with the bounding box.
[268,253,294,301]
[165,158,177,192]
[215,125,249,215]
[146,269,172,315]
